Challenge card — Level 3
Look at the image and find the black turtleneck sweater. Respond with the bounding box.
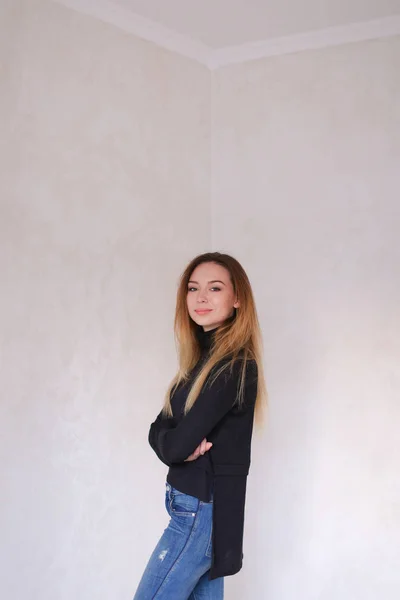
[148,325,257,502]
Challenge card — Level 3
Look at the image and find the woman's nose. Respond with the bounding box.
[197,290,208,302]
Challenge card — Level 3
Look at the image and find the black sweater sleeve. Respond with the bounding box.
[148,410,175,467]
[148,359,257,465]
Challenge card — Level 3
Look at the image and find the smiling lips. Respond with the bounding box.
[195,309,212,315]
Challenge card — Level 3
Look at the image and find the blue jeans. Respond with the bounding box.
[133,482,224,600]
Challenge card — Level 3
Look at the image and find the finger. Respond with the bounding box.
[185,449,197,462]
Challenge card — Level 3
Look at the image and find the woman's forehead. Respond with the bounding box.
[190,262,229,279]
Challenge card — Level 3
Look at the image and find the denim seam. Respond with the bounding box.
[151,499,201,599]
[205,523,213,559]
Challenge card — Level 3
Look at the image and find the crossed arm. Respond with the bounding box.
[148,359,257,465]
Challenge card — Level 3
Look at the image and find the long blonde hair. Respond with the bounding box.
[163,252,267,425]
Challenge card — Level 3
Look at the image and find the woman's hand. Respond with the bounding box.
[184,438,212,462]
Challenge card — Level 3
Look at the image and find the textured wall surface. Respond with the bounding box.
[212,36,400,600]
[1,1,400,598]
[0,1,210,598]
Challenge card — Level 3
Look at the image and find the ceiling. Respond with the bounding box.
[55,0,400,67]
[113,0,400,48]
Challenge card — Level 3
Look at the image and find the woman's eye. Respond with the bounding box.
[187,287,221,292]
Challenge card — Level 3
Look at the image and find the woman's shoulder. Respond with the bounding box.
[213,352,258,383]
[236,354,258,384]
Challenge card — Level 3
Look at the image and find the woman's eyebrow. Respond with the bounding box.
[188,280,226,285]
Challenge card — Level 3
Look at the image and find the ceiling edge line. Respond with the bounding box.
[208,15,400,69]
[53,0,213,66]
[52,3,400,70]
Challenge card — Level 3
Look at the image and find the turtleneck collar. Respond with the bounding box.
[196,325,218,353]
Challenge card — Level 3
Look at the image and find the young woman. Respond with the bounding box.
[133,252,267,600]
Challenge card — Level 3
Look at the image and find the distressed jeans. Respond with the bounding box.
[133,482,224,600]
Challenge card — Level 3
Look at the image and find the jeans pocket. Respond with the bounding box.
[169,487,199,517]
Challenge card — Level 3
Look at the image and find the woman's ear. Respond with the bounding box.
[233,299,240,309]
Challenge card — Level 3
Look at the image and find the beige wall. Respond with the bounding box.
[1,1,400,598]
[212,36,400,600]
[0,1,210,598]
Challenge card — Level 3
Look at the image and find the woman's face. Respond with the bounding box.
[186,262,240,332]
